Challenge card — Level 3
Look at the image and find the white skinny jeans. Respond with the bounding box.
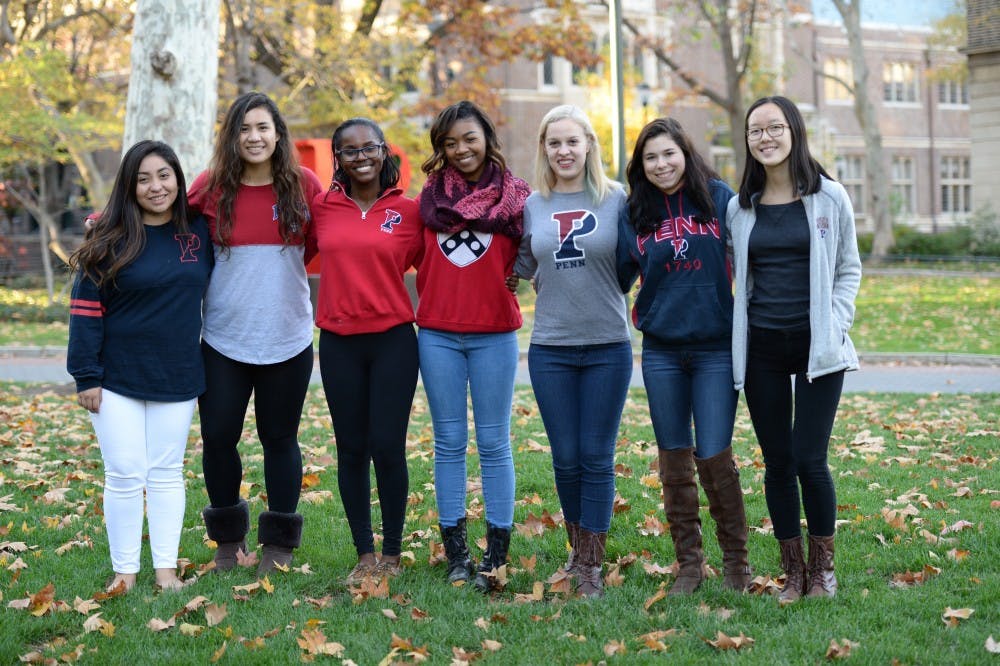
[90,389,196,573]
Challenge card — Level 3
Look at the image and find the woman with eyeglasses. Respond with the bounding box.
[415,101,531,592]
[728,96,861,603]
[616,118,750,596]
[189,92,323,576]
[310,118,423,584]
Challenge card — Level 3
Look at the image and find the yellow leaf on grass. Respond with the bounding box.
[705,630,754,650]
[825,638,860,659]
[603,639,628,656]
[382,608,398,621]
[147,617,175,632]
[482,639,502,652]
[986,635,1000,654]
[942,607,974,627]
[205,603,228,627]
[643,587,667,611]
[179,623,204,636]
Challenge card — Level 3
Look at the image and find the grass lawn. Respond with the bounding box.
[0,383,997,664]
[3,273,1000,356]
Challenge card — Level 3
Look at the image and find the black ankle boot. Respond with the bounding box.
[441,518,474,584]
[474,523,511,592]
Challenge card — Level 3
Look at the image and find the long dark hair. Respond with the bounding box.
[70,140,189,287]
[626,117,719,235]
[331,118,400,197]
[420,100,506,175]
[737,95,832,208]
[201,91,308,247]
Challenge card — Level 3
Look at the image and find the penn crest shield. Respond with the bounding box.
[437,229,492,267]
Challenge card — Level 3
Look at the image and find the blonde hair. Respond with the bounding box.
[533,105,619,204]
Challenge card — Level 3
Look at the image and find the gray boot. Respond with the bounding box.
[202,500,250,572]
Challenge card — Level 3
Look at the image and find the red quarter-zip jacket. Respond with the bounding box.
[311,184,424,335]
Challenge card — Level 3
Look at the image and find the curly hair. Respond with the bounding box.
[626,118,720,235]
[200,91,308,248]
[70,140,190,287]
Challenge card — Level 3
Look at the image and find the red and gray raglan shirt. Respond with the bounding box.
[66,217,213,401]
[188,169,323,364]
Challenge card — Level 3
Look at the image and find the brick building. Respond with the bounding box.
[491,1,971,234]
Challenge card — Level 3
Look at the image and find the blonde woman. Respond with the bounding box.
[514,105,630,598]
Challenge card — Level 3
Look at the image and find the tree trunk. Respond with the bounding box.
[122,0,222,181]
[835,0,892,261]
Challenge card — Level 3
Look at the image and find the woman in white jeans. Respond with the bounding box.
[68,140,212,592]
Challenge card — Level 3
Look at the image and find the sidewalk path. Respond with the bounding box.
[2,347,998,394]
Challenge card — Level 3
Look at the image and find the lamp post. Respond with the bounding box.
[609,0,626,183]
[638,82,652,126]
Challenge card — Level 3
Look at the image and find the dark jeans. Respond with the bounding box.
[199,342,313,513]
[641,347,737,459]
[528,341,632,534]
[319,324,418,557]
[745,326,843,540]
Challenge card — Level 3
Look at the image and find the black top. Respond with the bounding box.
[67,217,213,401]
[747,200,810,331]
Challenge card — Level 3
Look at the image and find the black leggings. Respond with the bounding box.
[199,342,313,513]
[319,324,418,557]
[745,326,844,540]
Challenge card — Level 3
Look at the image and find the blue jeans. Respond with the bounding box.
[528,341,632,533]
[641,347,738,459]
[418,329,518,529]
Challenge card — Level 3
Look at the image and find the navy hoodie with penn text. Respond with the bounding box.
[616,179,735,350]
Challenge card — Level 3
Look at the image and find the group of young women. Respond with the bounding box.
[67,91,860,605]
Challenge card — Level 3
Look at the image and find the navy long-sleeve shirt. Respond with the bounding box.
[67,217,213,401]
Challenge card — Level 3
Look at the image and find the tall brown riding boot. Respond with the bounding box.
[561,521,580,578]
[806,534,837,597]
[695,448,752,591]
[575,528,607,599]
[660,448,705,595]
[778,536,806,604]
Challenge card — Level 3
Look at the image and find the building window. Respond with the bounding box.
[835,155,865,214]
[937,79,968,105]
[883,62,918,103]
[940,156,971,214]
[542,54,555,87]
[823,58,853,102]
[891,156,915,216]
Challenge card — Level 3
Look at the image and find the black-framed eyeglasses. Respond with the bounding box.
[336,143,385,160]
[746,124,787,141]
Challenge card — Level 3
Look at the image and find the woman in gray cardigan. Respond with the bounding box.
[727,95,861,604]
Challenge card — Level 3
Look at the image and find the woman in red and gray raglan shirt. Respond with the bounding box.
[188,92,323,576]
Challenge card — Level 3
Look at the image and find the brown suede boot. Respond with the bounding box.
[575,528,607,599]
[202,500,250,572]
[806,534,837,597]
[660,448,704,595]
[778,536,806,604]
[562,521,580,577]
[695,448,752,591]
[257,510,303,576]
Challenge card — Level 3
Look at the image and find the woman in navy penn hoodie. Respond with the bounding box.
[68,140,212,593]
[617,118,751,596]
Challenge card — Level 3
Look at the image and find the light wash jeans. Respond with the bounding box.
[641,347,738,458]
[91,389,195,573]
[418,328,518,529]
[528,341,632,533]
